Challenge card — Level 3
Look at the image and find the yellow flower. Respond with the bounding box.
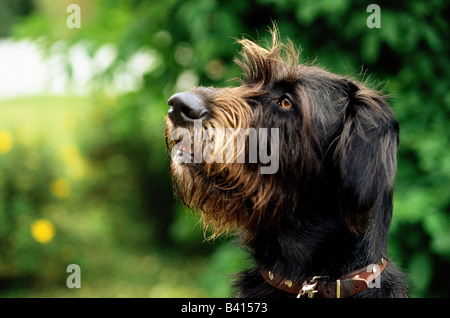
[31,219,55,244]
[0,130,13,154]
[50,178,71,198]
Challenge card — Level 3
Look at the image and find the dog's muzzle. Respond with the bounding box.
[168,92,208,126]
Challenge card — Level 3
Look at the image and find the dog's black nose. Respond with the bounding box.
[168,92,207,125]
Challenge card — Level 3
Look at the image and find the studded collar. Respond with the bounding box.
[261,258,387,298]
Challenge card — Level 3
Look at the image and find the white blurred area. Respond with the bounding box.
[0,39,157,99]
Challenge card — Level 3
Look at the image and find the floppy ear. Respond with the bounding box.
[334,82,399,235]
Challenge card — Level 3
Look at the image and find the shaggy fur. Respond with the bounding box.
[165,29,408,298]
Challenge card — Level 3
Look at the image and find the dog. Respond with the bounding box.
[165,28,408,298]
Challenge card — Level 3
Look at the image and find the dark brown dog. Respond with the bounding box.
[165,29,408,298]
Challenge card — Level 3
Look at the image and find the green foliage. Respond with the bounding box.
[1,0,449,297]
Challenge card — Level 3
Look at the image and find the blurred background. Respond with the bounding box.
[0,0,448,298]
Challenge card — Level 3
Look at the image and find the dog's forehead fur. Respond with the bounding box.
[235,32,344,90]
[236,36,299,86]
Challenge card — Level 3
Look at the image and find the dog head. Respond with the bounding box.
[165,29,399,238]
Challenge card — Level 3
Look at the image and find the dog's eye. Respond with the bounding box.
[280,97,293,109]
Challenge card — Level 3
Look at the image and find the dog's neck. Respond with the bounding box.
[244,202,391,284]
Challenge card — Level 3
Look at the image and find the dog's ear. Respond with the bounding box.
[334,81,399,235]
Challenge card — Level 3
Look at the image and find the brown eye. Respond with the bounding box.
[280,97,293,109]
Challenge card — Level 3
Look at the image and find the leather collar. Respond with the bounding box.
[261,258,387,298]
